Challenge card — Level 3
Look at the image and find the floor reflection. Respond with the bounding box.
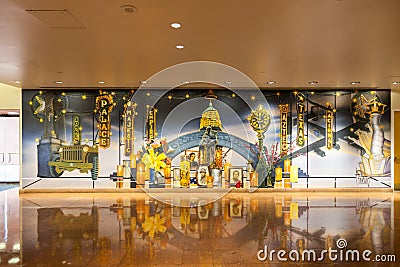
[15,191,400,266]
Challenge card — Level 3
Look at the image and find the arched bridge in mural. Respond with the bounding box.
[166,131,259,165]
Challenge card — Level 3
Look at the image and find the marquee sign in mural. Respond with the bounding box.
[279,104,289,154]
[146,106,157,141]
[296,95,305,147]
[326,104,334,150]
[124,101,136,157]
[96,93,114,149]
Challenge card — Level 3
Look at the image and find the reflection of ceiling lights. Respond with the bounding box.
[120,5,137,13]
[266,81,276,85]
[140,80,148,84]
[225,81,232,85]
[176,44,184,49]
[13,80,21,84]
[97,81,106,84]
[308,81,318,85]
[182,81,190,84]
[54,81,63,84]
[8,257,20,264]
[12,243,20,252]
[171,22,181,29]
[350,81,360,85]
[392,81,400,85]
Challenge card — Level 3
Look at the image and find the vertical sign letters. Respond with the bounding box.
[326,104,333,149]
[279,104,289,154]
[296,95,305,147]
[124,101,136,156]
[72,115,81,145]
[96,94,113,149]
[146,107,157,141]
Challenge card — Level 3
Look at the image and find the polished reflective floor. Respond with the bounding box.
[1,188,400,266]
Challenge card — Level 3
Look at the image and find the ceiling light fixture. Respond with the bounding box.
[182,81,190,84]
[97,81,106,84]
[54,81,63,84]
[267,81,276,85]
[140,80,148,84]
[176,44,184,49]
[120,4,137,13]
[225,81,232,85]
[350,81,360,85]
[308,81,318,85]
[13,80,21,84]
[171,22,181,29]
[205,89,217,99]
[392,81,400,85]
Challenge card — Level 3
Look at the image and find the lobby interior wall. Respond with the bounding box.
[20,89,391,189]
[0,83,21,110]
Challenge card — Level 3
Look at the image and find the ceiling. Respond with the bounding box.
[1,0,400,90]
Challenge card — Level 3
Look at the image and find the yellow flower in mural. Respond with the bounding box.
[142,148,167,171]
[142,214,167,238]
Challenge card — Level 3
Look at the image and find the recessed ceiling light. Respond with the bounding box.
[176,44,184,49]
[120,4,137,13]
[225,81,232,85]
[54,81,63,84]
[171,22,181,29]
[182,81,190,84]
[350,81,360,85]
[392,81,400,85]
[308,81,318,85]
[98,81,106,84]
[266,81,276,85]
[140,80,148,84]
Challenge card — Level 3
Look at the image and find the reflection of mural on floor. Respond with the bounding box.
[24,196,393,265]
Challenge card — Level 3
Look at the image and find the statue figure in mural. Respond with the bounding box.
[348,91,390,177]
[198,126,217,166]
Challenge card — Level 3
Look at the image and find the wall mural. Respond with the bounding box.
[21,89,391,189]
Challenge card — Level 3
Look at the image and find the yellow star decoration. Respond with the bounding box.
[142,148,167,171]
[142,214,167,238]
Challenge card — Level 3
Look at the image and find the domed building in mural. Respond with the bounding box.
[199,101,222,132]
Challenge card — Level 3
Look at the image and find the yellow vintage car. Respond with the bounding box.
[48,145,99,179]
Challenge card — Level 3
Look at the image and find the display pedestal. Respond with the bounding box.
[37,138,63,177]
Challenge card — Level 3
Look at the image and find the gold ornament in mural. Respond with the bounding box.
[349,91,390,177]
[248,104,271,138]
[199,101,222,131]
[351,92,386,120]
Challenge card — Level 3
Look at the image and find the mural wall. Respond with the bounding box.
[21,89,391,189]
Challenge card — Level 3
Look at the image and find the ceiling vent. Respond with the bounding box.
[26,9,85,29]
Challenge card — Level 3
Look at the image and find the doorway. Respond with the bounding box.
[394,111,400,190]
[0,111,19,183]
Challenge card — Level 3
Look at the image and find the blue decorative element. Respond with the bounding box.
[167,131,259,166]
[149,168,155,183]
